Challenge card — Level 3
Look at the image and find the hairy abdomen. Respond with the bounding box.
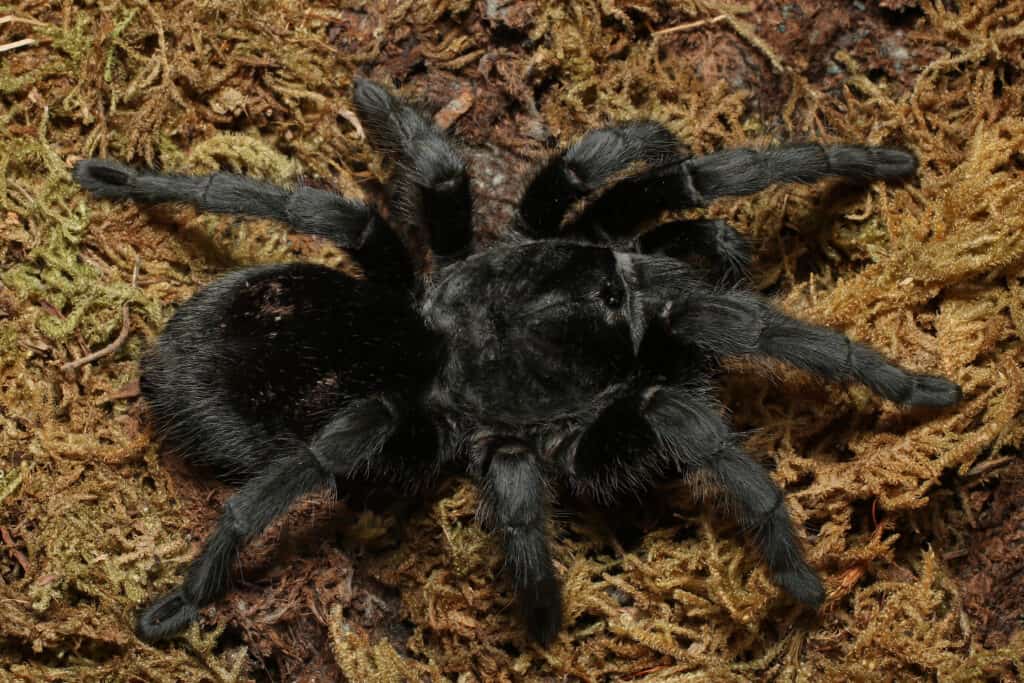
[141,263,437,476]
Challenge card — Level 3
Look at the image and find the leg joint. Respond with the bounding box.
[710,436,731,461]
[222,499,250,539]
[752,302,771,350]
[744,488,786,524]
[677,159,708,206]
[842,336,854,377]
[199,173,219,207]
[307,445,338,476]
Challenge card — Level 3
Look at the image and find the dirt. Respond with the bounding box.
[1,0,1023,681]
[957,460,1024,650]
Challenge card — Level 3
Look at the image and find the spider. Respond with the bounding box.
[73,79,961,646]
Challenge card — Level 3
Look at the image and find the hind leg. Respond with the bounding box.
[137,447,326,639]
[136,398,404,641]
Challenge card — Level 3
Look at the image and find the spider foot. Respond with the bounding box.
[775,564,825,608]
[871,147,918,178]
[827,146,918,180]
[904,375,963,407]
[522,577,563,647]
[73,159,138,200]
[135,587,199,642]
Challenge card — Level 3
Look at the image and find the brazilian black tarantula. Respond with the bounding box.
[73,79,961,645]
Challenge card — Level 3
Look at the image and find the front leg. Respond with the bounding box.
[516,121,683,238]
[565,144,918,239]
[561,388,668,505]
[476,440,562,645]
[669,288,962,407]
[352,80,473,261]
[638,219,752,286]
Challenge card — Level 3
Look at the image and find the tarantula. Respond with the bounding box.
[73,79,961,645]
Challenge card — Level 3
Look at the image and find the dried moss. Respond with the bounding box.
[1,0,1022,680]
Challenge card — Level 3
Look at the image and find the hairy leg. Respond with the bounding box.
[135,451,326,641]
[687,144,917,201]
[73,159,412,286]
[135,398,401,641]
[565,385,824,606]
[561,388,669,505]
[566,144,917,240]
[476,441,562,645]
[638,219,752,285]
[516,121,683,238]
[669,289,962,406]
[352,79,473,261]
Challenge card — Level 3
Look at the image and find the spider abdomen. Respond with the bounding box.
[141,263,437,474]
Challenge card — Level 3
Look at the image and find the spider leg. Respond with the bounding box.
[561,388,666,505]
[563,385,824,606]
[136,450,326,641]
[476,441,562,645]
[516,121,683,238]
[72,159,412,286]
[686,144,918,201]
[134,398,401,642]
[638,219,752,286]
[352,79,473,262]
[566,144,918,240]
[667,288,962,407]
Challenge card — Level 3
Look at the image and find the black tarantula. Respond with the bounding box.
[72,79,961,646]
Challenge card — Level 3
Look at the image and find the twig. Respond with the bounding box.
[0,38,35,53]
[0,15,45,54]
[626,664,674,678]
[62,305,131,371]
[724,14,787,75]
[0,527,30,574]
[965,456,1013,479]
[652,13,788,75]
[652,14,727,37]
[0,15,48,27]
[942,548,969,561]
[337,107,364,140]
[62,257,140,372]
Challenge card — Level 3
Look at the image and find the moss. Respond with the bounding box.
[1,0,1022,679]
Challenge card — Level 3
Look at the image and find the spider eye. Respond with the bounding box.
[599,279,625,309]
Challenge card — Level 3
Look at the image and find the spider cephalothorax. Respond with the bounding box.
[73,79,961,646]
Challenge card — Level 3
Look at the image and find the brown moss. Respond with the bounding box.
[1,0,1022,680]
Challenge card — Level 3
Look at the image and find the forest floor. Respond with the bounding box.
[1,0,1023,681]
